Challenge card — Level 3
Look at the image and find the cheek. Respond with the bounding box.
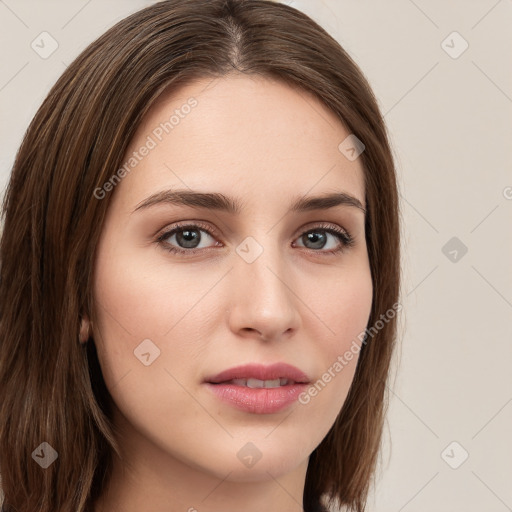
[90,240,224,388]
[90,247,215,433]
[309,261,373,355]
[93,242,210,337]
[299,263,373,414]
[332,271,373,349]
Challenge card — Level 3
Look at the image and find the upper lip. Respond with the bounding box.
[205,362,310,384]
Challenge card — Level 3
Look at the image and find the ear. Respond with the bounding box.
[79,314,92,343]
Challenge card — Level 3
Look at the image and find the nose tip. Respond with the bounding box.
[227,258,301,342]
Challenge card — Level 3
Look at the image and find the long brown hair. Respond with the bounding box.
[0,1,400,511]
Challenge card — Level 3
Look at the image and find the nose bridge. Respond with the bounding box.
[236,232,291,301]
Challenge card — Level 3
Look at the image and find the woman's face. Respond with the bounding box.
[91,74,372,484]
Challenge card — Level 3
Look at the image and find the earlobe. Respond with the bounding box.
[79,314,92,343]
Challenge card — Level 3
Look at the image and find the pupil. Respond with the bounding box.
[177,229,200,248]
[304,231,326,249]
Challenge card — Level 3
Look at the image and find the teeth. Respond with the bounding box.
[229,378,291,388]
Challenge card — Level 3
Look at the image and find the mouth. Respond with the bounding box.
[210,377,300,388]
[204,362,311,387]
[203,362,312,413]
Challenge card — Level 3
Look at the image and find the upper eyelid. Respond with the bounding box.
[157,221,218,239]
[157,220,351,244]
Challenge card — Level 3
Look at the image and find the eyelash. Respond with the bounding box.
[156,221,355,256]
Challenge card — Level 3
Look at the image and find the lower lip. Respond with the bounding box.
[204,382,309,414]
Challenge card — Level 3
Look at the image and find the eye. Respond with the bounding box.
[157,222,220,255]
[156,221,355,256]
[292,223,355,255]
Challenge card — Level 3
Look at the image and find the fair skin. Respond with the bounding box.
[87,74,373,512]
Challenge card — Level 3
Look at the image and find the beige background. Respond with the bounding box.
[1,1,511,510]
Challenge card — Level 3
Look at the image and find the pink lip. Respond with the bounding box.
[204,383,309,414]
[204,362,310,384]
[203,363,311,414]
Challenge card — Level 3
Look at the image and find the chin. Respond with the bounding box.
[204,440,310,482]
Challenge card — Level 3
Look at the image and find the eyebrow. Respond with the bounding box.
[132,189,366,215]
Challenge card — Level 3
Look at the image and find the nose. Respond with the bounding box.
[227,243,302,342]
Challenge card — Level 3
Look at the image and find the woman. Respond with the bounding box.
[0,1,400,511]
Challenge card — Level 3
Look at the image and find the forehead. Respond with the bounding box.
[114,74,366,210]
